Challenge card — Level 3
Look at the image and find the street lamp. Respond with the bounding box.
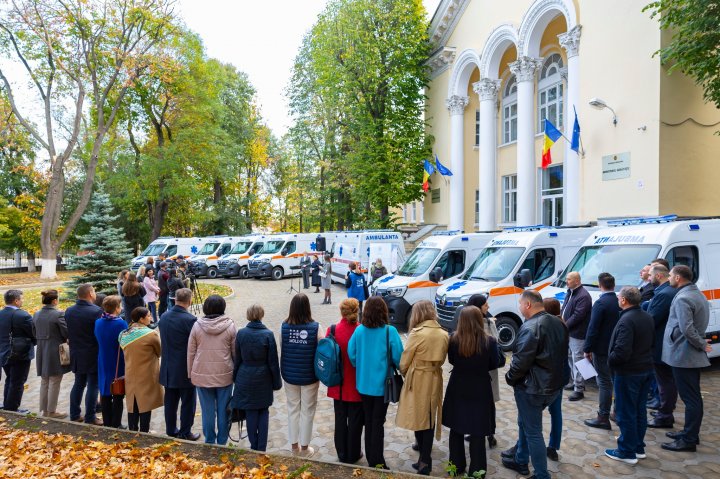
[589,98,618,126]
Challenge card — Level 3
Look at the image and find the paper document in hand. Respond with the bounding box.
[576,358,598,379]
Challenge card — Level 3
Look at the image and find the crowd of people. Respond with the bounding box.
[0,258,713,478]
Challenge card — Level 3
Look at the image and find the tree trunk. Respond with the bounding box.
[213,177,223,235]
[27,250,36,272]
[319,165,326,232]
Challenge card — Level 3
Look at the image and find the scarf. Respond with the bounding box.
[119,323,153,350]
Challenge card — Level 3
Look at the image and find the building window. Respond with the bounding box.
[431,188,440,204]
[540,164,563,226]
[502,175,517,223]
[410,202,417,223]
[538,53,564,133]
[474,110,480,146]
[502,75,517,144]
[475,189,480,225]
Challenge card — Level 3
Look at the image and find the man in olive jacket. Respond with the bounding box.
[503,290,568,479]
[158,288,199,440]
[661,265,711,452]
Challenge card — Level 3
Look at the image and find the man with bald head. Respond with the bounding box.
[561,271,592,401]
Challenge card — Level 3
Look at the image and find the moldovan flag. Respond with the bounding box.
[422,159,435,191]
[542,119,563,169]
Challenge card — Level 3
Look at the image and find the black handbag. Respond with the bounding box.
[8,311,33,362]
[383,327,403,404]
[227,408,247,443]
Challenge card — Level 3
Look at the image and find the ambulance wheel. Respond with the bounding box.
[239,266,249,279]
[272,267,284,281]
[207,267,218,279]
[495,315,518,351]
[405,307,413,332]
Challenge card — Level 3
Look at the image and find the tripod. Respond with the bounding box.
[287,266,302,295]
[189,276,205,315]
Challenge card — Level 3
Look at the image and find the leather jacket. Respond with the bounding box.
[505,311,569,395]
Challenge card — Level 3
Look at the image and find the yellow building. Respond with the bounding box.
[406,0,720,232]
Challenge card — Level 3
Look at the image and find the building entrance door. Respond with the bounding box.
[540,165,563,226]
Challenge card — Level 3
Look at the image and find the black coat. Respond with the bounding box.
[583,292,621,355]
[158,305,197,389]
[640,282,655,302]
[310,259,322,287]
[561,285,592,339]
[0,306,36,365]
[608,306,654,375]
[231,321,281,410]
[121,286,146,320]
[646,282,678,363]
[442,337,500,436]
[64,300,103,374]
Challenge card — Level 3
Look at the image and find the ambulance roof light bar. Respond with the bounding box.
[607,215,677,227]
[432,230,464,236]
[503,225,550,232]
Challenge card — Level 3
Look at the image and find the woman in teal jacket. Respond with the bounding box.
[348,296,403,470]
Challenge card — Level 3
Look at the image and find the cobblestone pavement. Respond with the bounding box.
[6,277,720,478]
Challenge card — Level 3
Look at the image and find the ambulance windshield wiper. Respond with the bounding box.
[471,276,490,281]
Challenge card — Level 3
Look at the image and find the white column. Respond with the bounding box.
[510,56,542,226]
[559,25,582,224]
[446,95,469,231]
[473,78,500,231]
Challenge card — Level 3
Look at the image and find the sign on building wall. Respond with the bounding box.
[602,152,631,181]
[431,188,441,203]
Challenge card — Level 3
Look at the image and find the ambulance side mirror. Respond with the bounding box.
[280,248,288,256]
[514,269,532,288]
[429,267,443,283]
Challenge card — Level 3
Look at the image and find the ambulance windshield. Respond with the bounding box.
[398,248,440,277]
[261,240,285,254]
[230,241,253,254]
[141,243,166,256]
[198,242,220,255]
[554,244,660,289]
[461,247,524,282]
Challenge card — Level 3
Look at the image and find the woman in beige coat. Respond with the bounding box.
[119,307,163,432]
[396,300,449,475]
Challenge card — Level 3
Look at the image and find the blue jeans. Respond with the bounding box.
[613,372,653,456]
[69,372,99,422]
[246,408,270,451]
[197,385,232,445]
[147,301,157,322]
[514,388,560,479]
[547,392,562,450]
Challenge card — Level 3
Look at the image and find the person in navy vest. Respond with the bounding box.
[158,288,200,441]
[583,273,621,431]
[280,293,323,457]
[65,284,103,424]
[347,263,367,314]
[0,289,35,413]
[231,304,281,451]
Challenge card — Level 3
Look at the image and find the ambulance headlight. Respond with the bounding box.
[457,294,473,306]
[387,286,407,298]
[259,257,271,263]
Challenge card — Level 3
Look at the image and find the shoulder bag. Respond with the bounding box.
[383,327,403,404]
[59,342,71,366]
[110,345,125,396]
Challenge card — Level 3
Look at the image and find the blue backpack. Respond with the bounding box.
[314,325,343,387]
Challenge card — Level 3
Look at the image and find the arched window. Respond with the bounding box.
[502,74,518,144]
[538,53,564,133]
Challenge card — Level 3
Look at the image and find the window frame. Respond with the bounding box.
[502,174,518,223]
[502,75,518,145]
[537,53,565,134]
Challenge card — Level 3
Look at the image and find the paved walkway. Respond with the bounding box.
[5,278,720,478]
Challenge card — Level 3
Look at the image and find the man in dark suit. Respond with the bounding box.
[583,273,621,430]
[561,271,592,401]
[65,284,104,424]
[645,265,678,429]
[158,287,200,440]
[0,289,35,413]
[638,264,655,302]
[157,261,170,317]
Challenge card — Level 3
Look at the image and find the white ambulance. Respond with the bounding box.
[217,235,268,279]
[435,225,598,349]
[541,215,720,358]
[329,231,406,284]
[371,231,498,330]
[131,236,211,270]
[247,233,336,280]
[188,236,237,278]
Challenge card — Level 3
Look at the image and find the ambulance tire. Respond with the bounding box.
[271,267,284,281]
[495,315,518,352]
[239,266,249,279]
[207,267,219,279]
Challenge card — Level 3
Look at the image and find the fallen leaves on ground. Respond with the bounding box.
[0,270,79,286]
[0,422,315,478]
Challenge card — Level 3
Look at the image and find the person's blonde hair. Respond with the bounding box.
[409,300,437,329]
[339,298,359,323]
[247,304,264,322]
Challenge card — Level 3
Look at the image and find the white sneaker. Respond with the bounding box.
[636,452,647,459]
[297,446,315,458]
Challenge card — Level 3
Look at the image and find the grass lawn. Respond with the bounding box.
[0,270,79,286]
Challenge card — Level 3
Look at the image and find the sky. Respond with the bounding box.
[177,0,442,137]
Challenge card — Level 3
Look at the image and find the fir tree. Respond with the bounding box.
[64,187,133,296]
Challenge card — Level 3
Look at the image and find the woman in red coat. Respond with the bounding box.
[327,298,364,464]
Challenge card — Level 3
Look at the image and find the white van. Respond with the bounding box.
[131,237,211,270]
[188,236,237,278]
[435,225,598,349]
[218,235,268,279]
[329,231,406,284]
[541,215,720,358]
[248,233,336,280]
[371,231,498,330]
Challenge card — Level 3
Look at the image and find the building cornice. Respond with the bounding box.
[428,47,457,79]
[428,0,471,48]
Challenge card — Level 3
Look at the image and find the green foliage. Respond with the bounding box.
[645,1,720,110]
[64,187,133,295]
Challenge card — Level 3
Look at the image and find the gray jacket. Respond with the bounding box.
[33,305,70,377]
[661,283,710,368]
